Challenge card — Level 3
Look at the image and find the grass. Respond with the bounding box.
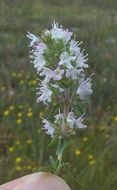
[0,0,117,189]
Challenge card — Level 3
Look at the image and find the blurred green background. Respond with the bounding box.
[0,0,117,189]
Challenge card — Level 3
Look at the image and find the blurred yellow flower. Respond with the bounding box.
[27,112,33,117]
[15,157,22,163]
[28,107,32,112]
[16,119,22,124]
[18,105,23,109]
[17,112,23,117]
[114,116,117,122]
[1,86,6,91]
[32,80,37,85]
[8,147,14,152]
[83,137,88,142]
[28,80,37,86]
[3,110,10,116]
[100,126,106,130]
[75,149,81,156]
[27,165,32,170]
[105,134,109,138]
[12,73,17,77]
[16,166,22,171]
[16,140,21,145]
[89,160,96,165]
[39,112,44,117]
[88,154,94,160]
[20,80,24,85]
[9,105,15,111]
[27,139,32,144]
[26,75,30,79]
[28,81,32,85]
[18,73,22,78]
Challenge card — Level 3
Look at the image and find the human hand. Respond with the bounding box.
[0,172,71,190]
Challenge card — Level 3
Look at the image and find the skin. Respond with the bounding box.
[0,172,71,190]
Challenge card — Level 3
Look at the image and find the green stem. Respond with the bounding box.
[55,137,67,173]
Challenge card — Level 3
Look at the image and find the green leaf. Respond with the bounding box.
[56,138,67,156]
[50,155,58,169]
[47,103,61,120]
[63,171,82,189]
[48,136,57,148]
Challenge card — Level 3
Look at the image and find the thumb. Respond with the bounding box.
[0,175,29,190]
[0,172,71,190]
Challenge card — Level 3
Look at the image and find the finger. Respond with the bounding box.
[12,172,71,190]
[0,175,29,190]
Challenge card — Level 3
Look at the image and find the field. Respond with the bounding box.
[0,0,117,189]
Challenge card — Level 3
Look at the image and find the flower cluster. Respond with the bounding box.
[27,22,93,138]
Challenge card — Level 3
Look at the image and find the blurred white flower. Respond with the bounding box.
[70,40,81,55]
[76,52,89,68]
[27,32,40,46]
[29,42,47,73]
[43,29,51,36]
[77,77,93,100]
[51,22,72,41]
[42,119,54,137]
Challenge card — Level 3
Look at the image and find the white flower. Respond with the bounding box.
[77,77,93,100]
[51,22,72,41]
[27,32,40,46]
[30,42,47,73]
[70,40,88,69]
[35,42,47,54]
[67,112,76,128]
[53,111,87,129]
[40,67,53,82]
[40,67,64,82]
[42,119,54,137]
[33,54,46,73]
[66,68,83,79]
[70,40,81,55]
[59,51,76,69]
[76,52,89,68]
[53,67,64,80]
[43,29,51,36]
[63,29,73,41]
[75,115,87,128]
[37,83,52,104]
[54,113,64,123]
